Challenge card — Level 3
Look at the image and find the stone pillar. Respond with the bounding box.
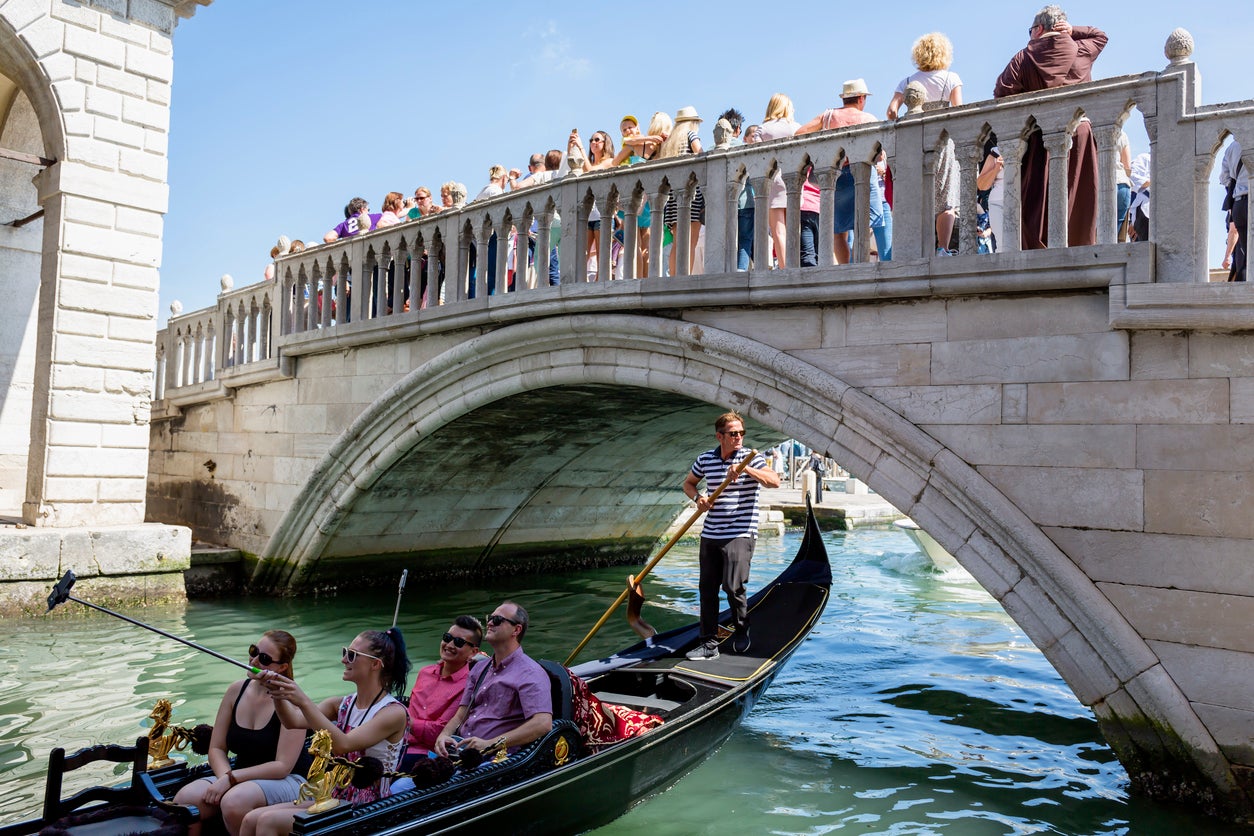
[1093,122,1120,246]
[1042,130,1070,249]
[781,171,802,269]
[750,176,770,271]
[24,157,165,527]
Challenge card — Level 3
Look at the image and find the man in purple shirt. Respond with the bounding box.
[323,196,383,243]
[435,601,553,758]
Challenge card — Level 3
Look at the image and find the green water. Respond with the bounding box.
[0,529,1243,834]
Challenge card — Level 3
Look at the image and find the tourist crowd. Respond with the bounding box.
[264,5,1243,302]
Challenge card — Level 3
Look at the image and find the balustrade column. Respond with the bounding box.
[157,347,168,399]
[782,172,802,269]
[649,186,669,277]
[259,297,272,360]
[1042,130,1071,248]
[512,214,531,292]
[814,169,837,267]
[998,134,1024,254]
[852,161,873,263]
[245,304,256,364]
[750,177,770,271]
[536,213,555,290]
[1093,123,1120,246]
[475,225,492,299]
[957,140,981,254]
[454,226,471,303]
[921,148,938,257]
[675,184,694,277]
[622,195,640,280]
[192,327,204,385]
[598,195,617,282]
[177,334,189,388]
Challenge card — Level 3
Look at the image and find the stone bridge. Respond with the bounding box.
[148,55,1254,818]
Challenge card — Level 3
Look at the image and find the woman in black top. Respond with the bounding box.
[174,630,309,836]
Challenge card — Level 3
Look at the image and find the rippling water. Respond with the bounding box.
[0,527,1240,834]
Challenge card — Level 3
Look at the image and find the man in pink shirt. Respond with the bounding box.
[397,616,483,771]
[797,79,882,264]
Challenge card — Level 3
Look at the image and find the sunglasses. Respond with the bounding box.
[485,614,521,627]
[342,647,382,664]
[720,430,746,437]
[248,645,284,667]
[442,632,477,649]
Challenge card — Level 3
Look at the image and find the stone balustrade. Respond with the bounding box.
[155,54,1254,405]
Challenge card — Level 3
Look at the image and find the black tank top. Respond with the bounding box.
[225,679,282,770]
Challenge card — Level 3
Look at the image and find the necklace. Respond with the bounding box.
[348,687,386,727]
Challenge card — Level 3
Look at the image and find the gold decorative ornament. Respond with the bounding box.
[553,736,570,766]
[146,699,179,768]
[297,730,351,813]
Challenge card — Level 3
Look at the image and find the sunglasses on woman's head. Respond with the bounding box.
[442,632,476,649]
[248,644,283,667]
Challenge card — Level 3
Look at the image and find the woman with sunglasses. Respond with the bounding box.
[242,628,411,836]
[173,630,309,836]
[397,616,484,771]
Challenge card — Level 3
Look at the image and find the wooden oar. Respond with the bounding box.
[45,569,260,673]
[565,449,759,665]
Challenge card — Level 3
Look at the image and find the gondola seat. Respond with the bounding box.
[35,736,196,836]
[537,659,574,723]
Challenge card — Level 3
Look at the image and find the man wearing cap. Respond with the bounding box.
[796,79,882,264]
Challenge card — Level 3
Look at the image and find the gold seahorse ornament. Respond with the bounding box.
[146,699,179,768]
[297,730,351,813]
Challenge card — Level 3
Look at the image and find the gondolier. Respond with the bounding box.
[682,411,781,660]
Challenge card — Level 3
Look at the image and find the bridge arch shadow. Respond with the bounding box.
[257,312,1234,802]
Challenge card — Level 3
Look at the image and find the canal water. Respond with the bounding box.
[0,527,1242,834]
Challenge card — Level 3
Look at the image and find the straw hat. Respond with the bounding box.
[675,105,703,123]
[841,78,872,98]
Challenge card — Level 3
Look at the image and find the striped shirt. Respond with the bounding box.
[690,447,767,539]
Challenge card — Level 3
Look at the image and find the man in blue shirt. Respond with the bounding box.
[682,411,781,660]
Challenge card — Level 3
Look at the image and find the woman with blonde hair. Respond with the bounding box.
[658,107,704,276]
[886,32,964,254]
[754,93,801,267]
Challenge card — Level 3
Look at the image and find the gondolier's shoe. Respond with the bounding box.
[732,625,751,654]
[685,639,720,661]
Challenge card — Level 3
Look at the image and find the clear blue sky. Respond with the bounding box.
[158,1,1245,318]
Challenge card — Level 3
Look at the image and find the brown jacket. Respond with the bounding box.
[993,26,1108,98]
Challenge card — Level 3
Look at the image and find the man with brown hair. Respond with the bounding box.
[682,412,781,660]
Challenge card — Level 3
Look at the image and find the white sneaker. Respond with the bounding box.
[685,640,719,661]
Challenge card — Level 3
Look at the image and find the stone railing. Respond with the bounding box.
[155,45,1254,404]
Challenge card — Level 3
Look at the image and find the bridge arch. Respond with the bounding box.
[258,311,1234,802]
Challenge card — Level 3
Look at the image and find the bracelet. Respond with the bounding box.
[226,770,239,787]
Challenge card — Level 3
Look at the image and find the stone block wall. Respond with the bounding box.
[0,0,207,526]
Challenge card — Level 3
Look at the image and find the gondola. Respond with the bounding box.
[2,505,830,836]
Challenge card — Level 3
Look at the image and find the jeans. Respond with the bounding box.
[874,199,892,261]
[736,207,755,270]
[800,211,819,267]
[1116,183,1131,239]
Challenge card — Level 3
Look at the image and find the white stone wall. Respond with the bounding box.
[0,0,195,526]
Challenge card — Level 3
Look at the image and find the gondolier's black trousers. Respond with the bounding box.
[698,536,755,641]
